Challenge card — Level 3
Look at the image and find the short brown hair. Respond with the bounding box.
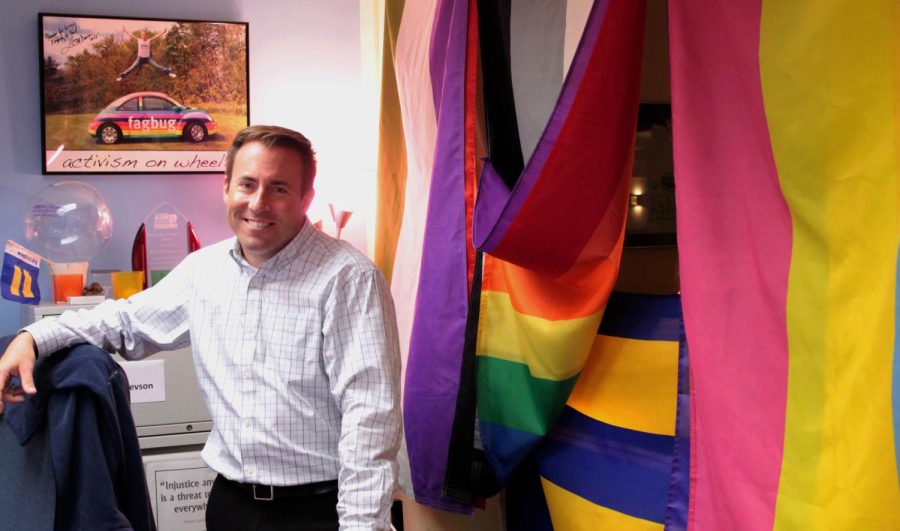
[225,125,317,194]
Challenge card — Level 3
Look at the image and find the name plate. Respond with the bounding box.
[119,359,166,403]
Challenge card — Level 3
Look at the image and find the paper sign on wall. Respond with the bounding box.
[119,359,166,403]
[145,457,216,531]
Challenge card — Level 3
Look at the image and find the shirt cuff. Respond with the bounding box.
[22,318,65,359]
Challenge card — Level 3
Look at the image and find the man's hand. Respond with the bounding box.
[0,333,38,414]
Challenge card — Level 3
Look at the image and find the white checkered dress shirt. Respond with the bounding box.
[27,220,402,530]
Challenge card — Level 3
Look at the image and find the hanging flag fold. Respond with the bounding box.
[670,0,900,528]
[474,0,646,485]
[390,0,646,512]
[503,292,690,531]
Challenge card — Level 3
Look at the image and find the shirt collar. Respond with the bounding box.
[228,218,315,273]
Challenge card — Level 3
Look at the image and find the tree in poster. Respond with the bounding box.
[45,22,246,113]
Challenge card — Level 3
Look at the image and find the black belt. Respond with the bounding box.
[221,475,338,501]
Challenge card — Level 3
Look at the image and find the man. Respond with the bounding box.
[117,26,176,81]
[0,125,402,531]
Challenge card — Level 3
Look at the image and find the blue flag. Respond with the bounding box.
[2,241,41,304]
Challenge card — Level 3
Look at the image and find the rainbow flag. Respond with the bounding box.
[473,0,645,487]
[670,1,900,528]
[387,0,646,512]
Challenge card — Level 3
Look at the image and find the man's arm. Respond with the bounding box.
[26,281,191,362]
[323,268,402,531]
[0,254,196,412]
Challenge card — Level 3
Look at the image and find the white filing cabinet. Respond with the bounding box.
[22,302,212,450]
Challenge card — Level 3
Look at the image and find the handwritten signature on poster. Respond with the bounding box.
[44,21,99,55]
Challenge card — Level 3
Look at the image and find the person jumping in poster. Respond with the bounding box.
[116,26,176,81]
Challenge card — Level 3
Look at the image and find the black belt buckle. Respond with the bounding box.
[253,484,274,501]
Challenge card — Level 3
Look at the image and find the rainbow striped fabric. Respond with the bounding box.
[380,0,646,513]
[670,1,900,528]
[473,0,646,486]
[503,292,690,531]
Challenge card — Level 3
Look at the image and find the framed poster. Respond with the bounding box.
[39,13,249,174]
[625,103,676,246]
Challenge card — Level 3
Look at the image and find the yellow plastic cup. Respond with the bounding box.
[111,271,144,299]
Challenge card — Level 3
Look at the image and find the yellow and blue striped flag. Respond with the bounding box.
[1,240,41,304]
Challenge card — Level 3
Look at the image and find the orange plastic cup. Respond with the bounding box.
[48,261,88,303]
[53,273,84,303]
[111,271,144,299]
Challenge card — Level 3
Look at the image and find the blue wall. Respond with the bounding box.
[0,0,362,330]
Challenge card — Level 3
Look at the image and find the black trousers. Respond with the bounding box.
[206,475,339,531]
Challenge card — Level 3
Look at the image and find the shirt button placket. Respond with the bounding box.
[240,270,262,476]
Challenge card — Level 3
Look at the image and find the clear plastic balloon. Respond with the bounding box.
[24,181,113,262]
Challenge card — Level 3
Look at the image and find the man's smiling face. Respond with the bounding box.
[223,141,314,267]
